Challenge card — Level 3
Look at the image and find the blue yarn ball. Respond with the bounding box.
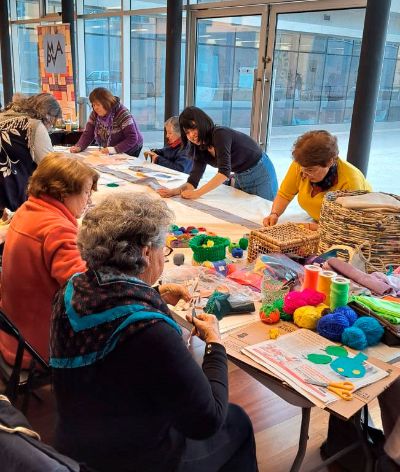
[353,317,384,346]
[231,247,243,258]
[332,306,357,326]
[342,327,368,350]
[317,313,350,342]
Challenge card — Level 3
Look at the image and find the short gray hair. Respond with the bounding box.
[164,116,180,135]
[78,193,174,274]
[7,93,62,126]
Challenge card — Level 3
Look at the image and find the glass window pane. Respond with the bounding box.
[16,0,40,20]
[18,25,41,96]
[131,1,166,7]
[46,0,62,14]
[84,0,121,14]
[195,15,261,132]
[299,34,326,53]
[85,17,122,97]
[130,14,166,138]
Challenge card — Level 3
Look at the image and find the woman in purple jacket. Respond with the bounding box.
[70,87,143,157]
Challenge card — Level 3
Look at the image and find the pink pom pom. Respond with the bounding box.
[283,289,325,315]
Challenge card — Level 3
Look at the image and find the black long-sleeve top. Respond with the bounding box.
[187,126,262,188]
[53,321,228,472]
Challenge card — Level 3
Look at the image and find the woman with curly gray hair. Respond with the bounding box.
[0,93,62,211]
[50,192,257,472]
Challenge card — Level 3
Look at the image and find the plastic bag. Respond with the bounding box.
[253,253,304,284]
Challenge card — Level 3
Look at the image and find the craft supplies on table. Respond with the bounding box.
[319,190,400,273]
[247,222,320,263]
[317,270,337,304]
[302,265,321,290]
[330,276,350,310]
[305,380,354,401]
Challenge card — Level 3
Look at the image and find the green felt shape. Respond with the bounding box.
[307,354,332,364]
[330,352,368,378]
[106,182,119,187]
[325,346,348,358]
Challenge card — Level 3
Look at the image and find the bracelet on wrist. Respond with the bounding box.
[270,211,280,218]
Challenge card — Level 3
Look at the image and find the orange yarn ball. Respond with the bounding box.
[260,308,280,324]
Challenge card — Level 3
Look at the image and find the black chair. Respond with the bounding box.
[0,309,50,413]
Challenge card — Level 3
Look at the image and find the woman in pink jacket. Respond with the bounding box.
[0,153,99,366]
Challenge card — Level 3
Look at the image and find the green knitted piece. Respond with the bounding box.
[352,295,400,324]
[239,238,249,250]
[280,312,293,321]
[204,291,231,320]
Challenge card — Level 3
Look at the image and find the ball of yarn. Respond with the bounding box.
[229,242,239,252]
[259,299,283,324]
[332,306,357,325]
[173,253,185,266]
[317,313,350,342]
[231,247,243,258]
[293,306,322,330]
[353,317,384,346]
[239,237,249,250]
[283,289,326,315]
[342,327,368,350]
[315,304,330,317]
[269,328,280,340]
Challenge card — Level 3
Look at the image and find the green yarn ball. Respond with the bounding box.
[239,238,249,250]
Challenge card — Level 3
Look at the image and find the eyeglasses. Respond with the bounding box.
[163,246,173,258]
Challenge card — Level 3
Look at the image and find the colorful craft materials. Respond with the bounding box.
[317,270,337,305]
[307,353,332,364]
[283,288,325,315]
[202,260,229,276]
[351,295,400,324]
[190,235,230,263]
[317,312,350,342]
[302,265,322,290]
[353,317,384,346]
[228,242,239,252]
[239,237,249,250]
[173,253,185,266]
[333,306,357,325]
[169,224,179,232]
[259,305,280,324]
[330,352,367,378]
[341,327,368,350]
[293,306,322,330]
[330,276,350,310]
[325,345,348,357]
[269,328,280,339]
[231,247,244,258]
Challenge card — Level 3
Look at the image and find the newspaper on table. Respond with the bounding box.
[242,329,389,405]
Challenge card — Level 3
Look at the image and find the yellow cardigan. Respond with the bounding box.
[278,158,372,221]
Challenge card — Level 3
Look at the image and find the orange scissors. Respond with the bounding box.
[307,380,355,401]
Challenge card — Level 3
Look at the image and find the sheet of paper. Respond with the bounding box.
[242,329,389,405]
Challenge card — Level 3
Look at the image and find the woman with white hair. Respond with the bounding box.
[0,93,62,211]
[50,192,257,472]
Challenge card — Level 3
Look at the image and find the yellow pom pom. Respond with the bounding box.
[202,261,214,269]
[293,305,322,330]
[206,240,215,247]
[269,328,280,340]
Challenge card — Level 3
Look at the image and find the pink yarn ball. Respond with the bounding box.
[283,289,325,315]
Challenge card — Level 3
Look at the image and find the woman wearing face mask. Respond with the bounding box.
[263,130,372,226]
[0,93,62,211]
[70,87,143,157]
[157,106,278,200]
[0,153,98,366]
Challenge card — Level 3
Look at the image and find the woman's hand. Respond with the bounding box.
[70,146,81,153]
[181,189,201,199]
[159,283,191,306]
[157,188,180,198]
[100,147,110,154]
[263,213,279,226]
[144,150,158,163]
[185,313,221,344]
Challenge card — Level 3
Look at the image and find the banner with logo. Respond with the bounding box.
[37,24,76,120]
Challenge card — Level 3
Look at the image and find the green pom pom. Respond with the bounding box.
[228,242,239,253]
[239,237,249,250]
[169,224,179,232]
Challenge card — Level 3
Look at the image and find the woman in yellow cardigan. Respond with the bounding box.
[263,130,371,226]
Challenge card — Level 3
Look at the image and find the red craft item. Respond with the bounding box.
[259,307,280,324]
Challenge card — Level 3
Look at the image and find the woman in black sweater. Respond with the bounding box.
[50,192,257,472]
[158,106,278,201]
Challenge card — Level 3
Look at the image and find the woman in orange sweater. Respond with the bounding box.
[0,153,99,366]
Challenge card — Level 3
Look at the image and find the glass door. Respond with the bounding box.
[260,1,366,182]
[187,6,268,136]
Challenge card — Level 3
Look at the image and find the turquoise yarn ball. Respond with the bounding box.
[353,317,384,346]
[333,306,357,326]
[342,327,368,350]
[317,313,350,342]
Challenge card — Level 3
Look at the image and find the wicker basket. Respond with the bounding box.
[319,190,400,273]
[247,222,320,263]
[189,235,230,263]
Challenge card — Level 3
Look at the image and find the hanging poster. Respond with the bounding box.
[37,24,76,120]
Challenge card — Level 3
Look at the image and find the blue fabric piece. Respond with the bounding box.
[234,152,278,201]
